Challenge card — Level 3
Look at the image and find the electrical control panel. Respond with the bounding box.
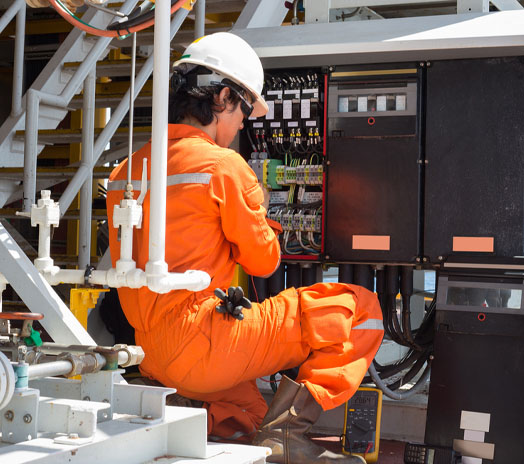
[342,387,382,463]
[325,65,421,263]
[241,69,325,259]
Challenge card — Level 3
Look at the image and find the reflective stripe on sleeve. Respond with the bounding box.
[107,173,212,191]
[353,319,384,331]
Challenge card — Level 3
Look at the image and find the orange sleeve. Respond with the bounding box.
[210,152,280,277]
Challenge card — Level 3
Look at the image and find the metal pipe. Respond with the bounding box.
[0,0,24,34]
[23,90,40,211]
[126,33,137,190]
[11,2,26,117]
[27,360,73,380]
[59,8,190,216]
[145,0,172,286]
[78,70,96,269]
[194,0,205,39]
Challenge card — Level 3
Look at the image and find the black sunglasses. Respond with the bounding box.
[212,81,254,119]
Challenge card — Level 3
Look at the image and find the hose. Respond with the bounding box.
[368,357,431,400]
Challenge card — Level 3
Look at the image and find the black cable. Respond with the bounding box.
[400,266,422,351]
[107,0,163,32]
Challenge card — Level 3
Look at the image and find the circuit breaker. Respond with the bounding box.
[242,70,325,259]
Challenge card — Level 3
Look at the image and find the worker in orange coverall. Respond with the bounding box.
[107,32,383,464]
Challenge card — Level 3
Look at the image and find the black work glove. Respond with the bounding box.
[214,286,252,321]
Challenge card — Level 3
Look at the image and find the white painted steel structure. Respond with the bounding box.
[233,11,524,68]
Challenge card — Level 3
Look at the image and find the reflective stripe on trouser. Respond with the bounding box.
[138,282,384,418]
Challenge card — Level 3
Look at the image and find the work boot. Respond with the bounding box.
[252,376,366,464]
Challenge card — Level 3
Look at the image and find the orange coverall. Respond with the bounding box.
[107,124,384,441]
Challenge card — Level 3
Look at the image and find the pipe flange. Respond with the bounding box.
[0,351,15,410]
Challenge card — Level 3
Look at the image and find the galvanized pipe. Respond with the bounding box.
[11,2,26,117]
[59,8,190,217]
[194,0,205,39]
[27,360,73,379]
[78,70,96,269]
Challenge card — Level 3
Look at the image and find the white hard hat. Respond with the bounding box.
[173,32,268,118]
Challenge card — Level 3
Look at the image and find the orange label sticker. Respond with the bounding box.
[452,236,494,253]
[352,235,390,251]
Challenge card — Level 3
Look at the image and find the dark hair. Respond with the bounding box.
[168,68,243,126]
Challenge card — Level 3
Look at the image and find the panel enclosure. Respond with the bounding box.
[325,66,421,263]
[424,57,524,262]
[426,263,524,463]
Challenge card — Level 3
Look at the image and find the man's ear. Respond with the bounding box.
[215,86,230,108]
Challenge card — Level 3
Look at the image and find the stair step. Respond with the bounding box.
[64,59,148,77]
[14,126,151,144]
[70,94,153,109]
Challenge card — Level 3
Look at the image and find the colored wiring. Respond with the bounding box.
[49,0,187,37]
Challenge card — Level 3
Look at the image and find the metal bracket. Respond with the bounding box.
[0,388,39,444]
[37,396,110,443]
[113,382,176,425]
[80,370,122,422]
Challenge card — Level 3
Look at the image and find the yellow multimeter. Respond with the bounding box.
[341,387,383,463]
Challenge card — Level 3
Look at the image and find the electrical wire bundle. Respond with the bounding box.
[47,0,189,37]
[364,266,435,400]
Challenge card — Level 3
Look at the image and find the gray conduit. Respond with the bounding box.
[368,360,431,400]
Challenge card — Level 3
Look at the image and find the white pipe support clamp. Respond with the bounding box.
[113,199,142,229]
[31,190,60,229]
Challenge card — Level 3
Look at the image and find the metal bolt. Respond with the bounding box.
[326,160,331,165]
[68,433,79,439]
[415,257,421,263]
[325,255,330,260]
[23,414,32,424]
[422,257,428,263]
[438,256,443,261]
[427,61,432,67]
[4,410,13,421]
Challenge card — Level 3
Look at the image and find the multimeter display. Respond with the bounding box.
[342,387,382,463]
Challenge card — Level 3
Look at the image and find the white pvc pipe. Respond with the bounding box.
[37,221,52,261]
[39,266,210,292]
[145,0,170,283]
